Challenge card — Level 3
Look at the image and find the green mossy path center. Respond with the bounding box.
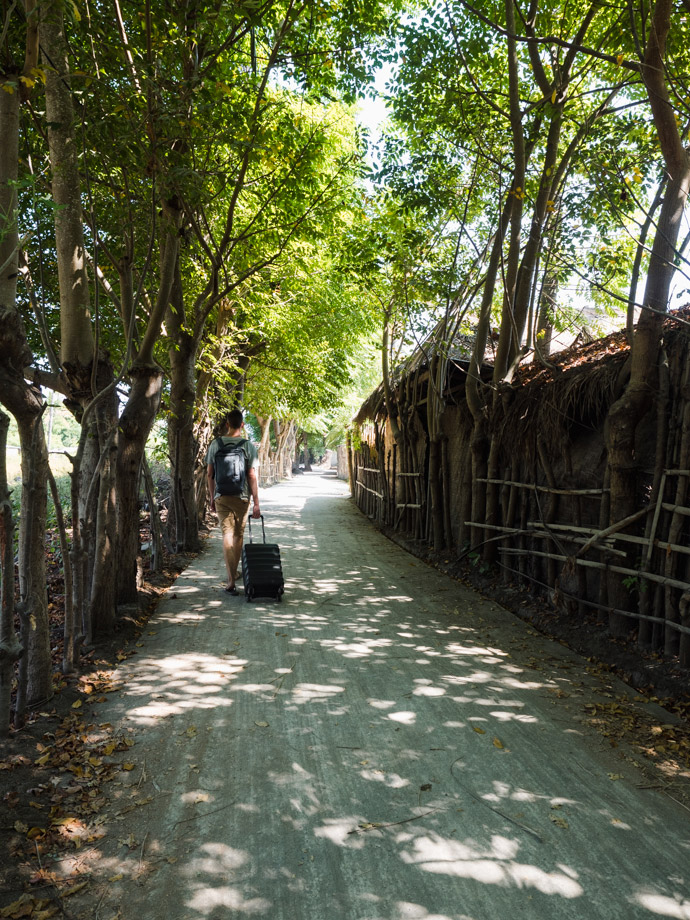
[65,472,689,920]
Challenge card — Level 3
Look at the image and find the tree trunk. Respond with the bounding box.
[88,380,118,631]
[534,271,557,363]
[40,0,95,369]
[0,411,22,736]
[0,81,51,712]
[167,257,201,551]
[15,414,51,711]
[428,437,444,552]
[510,109,563,356]
[142,456,164,574]
[168,362,200,553]
[256,416,273,485]
[465,193,514,548]
[0,84,20,312]
[116,365,164,605]
[489,0,525,379]
[606,0,690,635]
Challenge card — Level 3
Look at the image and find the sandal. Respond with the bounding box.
[224,585,239,596]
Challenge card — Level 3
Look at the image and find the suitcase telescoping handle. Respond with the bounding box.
[246,514,266,544]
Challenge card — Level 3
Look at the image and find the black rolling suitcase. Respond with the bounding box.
[242,515,285,602]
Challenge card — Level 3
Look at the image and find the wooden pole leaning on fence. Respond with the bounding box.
[574,507,649,558]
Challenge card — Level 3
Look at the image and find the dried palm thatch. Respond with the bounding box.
[354,306,690,437]
[499,344,629,461]
[354,384,386,426]
[502,308,690,460]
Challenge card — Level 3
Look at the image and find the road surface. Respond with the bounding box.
[67,472,690,920]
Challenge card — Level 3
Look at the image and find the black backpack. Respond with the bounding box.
[213,437,248,496]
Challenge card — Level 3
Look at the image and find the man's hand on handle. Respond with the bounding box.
[252,503,261,518]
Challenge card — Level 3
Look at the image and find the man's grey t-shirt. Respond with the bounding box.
[206,437,258,501]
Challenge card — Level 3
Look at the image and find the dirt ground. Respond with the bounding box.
[0,474,690,920]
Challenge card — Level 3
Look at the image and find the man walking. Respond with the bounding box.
[206,410,261,595]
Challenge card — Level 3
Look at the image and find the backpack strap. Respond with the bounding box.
[213,436,247,458]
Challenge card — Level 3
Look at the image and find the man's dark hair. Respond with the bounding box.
[222,409,244,431]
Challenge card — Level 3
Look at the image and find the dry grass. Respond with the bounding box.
[6,449,74,482]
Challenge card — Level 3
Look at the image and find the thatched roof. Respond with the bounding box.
[354,306,690,433]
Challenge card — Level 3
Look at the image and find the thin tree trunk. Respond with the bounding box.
[466,195,514,548]
[167,265,199,552]
[116,366,164,605]
[89,389,119,631]
[428,437,444,552]
[15,414,51,713]
[639,349,670,647]
[0,75,25,728]
[45,463,76,673]
[0,411,22,736]
[142,456,164,574]
[40,0,95,369]
[256,416,273,484]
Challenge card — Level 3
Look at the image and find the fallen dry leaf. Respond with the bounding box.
[550,814,569,829]
[60,881,88,898]
[0,895,59,919]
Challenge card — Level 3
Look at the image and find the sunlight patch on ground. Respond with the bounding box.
[127,696,232,721]
[490,710,538,723]
[186,886,271,914]
[313,580,345,593]
[499,677,546,691]
[291,683,345,703]
[360,768,411,788]
[400,833,583,897]
[633,891,690,918]
[184,843,249,876]
[122,653,244,723]
[439,670,494,685]
[173,570,219,587]
[319,636,394,658]
[481,781,550,805]
[155,609,210,625]
[447,692,528,708]
[313,816,367,849]
[393,906,465,920]
[368,698,397,709]
[412,685,446,698]
[446,643,509,659]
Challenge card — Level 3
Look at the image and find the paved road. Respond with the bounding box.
[69,472,690,920]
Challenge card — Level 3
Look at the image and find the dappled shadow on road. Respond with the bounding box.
[60,475,690,920]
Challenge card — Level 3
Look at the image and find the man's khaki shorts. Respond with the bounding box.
[215,495,250,539]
